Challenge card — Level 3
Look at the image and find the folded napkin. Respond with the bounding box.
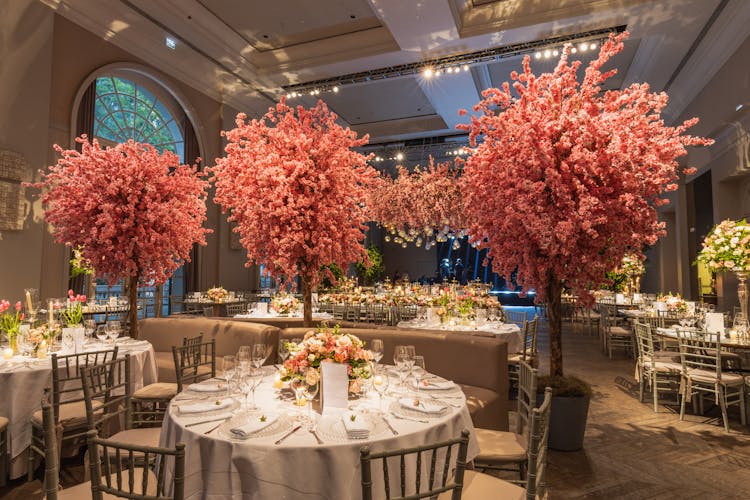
[399,397,448,415]
[411,378,456,391]
[229,413,279,438]
[342,411,370,439]
[178,398,233,414]
[186,382,225,393]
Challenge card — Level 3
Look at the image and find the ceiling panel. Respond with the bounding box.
[321,78,437,125]
[486,39,640,93]
[198,0,380,51]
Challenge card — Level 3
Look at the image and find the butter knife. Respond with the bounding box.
[275,425,302,445]
[185,415,231,428]
[382,416,399,435]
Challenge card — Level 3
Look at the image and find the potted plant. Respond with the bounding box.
[537,375,593,451]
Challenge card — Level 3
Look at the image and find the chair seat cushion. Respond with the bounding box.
[0,415,7,430]
[457,384,503,430]
[133,382,178,400]
[609,326,631,336]
[507,353,525,363]
[58,467,157,499]
[108,427,162,449]
[437,470,525,500]
[642,359,682,373]
[474,428,527,463]
[686,368,745,385]
[31,400,103,428]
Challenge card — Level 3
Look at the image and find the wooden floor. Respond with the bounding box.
[3,318,750,499]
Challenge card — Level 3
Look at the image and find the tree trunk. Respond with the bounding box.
[547,277,563,377]
[128,275,139,339]
[302,275,313,328]
[154,284,163,318]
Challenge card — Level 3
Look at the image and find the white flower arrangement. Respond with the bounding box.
[697,219,750,273]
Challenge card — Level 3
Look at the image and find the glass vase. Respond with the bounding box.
[736,271,749,333]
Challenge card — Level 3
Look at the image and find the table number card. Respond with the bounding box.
[705,312,724,334]
[653,301,667,312]
[321,362,348,414]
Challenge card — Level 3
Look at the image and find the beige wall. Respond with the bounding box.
[0,3,258,302]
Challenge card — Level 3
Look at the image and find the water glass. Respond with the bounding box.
[370,339,384,364]
[251,343,269,369]
[372,367,390,411]
[95,325,109,343]
[240,369,262,410]
[83,320,96,341]
[237,346,252,373]
[106,320,121,343]
[222,355,236,381]
[303,379,320,424]
[278,339,290,364]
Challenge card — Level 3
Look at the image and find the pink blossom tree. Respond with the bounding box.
[211,100,377,326]
[369,158,465,250]
[458,32,712,376]
[33,137,210,338]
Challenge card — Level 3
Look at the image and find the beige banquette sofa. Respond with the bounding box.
[138,316,509,430]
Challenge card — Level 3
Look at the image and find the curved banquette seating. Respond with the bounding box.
[138,317,509,431]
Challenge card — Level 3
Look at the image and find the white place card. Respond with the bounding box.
[685,301,696,315]
[256,302,268,315]
[615,293,625,305]
[653,301,667,312]
[633,293,642,304]
[321,362,348,414]
[705,312,724,334]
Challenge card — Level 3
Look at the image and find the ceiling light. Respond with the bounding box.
[544,49,551,58]
[435,69,442,76]
[165,36,177,50]
[579,43,588,51]
[423,67,434,78]
[534,52,541,59]
[462,64,469,71]
[286,93,292,99]
[552,49,559,56]
[309,91,315,95]
[589,42,597,50]
[446,67,453,74]
[571,47,577,53]
[332,86,339,93]
[395,152,404,161]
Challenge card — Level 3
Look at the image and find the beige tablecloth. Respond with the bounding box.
[0,340,157,478]
[159,371,478,499]
[397,320,523,353]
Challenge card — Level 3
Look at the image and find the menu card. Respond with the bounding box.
[685,301,696,315]
[615,293,625,305]
[653,301,667,312]
[705,312,724,334]
[321,362,348,414]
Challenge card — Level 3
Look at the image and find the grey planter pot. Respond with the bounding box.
[538,394,590,451]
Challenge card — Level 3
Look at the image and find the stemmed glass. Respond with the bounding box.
[278,339,290,365]
[412,355,426,396]
[95,325,109,344]
[237,346,252,372]
[222,355,236,397]
[241,369,262,410]
[106,320,121,343]
[370,339,384,365]
[302,378,320,424]
[83,320,96,343]
[251,343,267,369]
[372,367,390,411]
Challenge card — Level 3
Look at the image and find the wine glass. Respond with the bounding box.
[222,355,236,381]
[95,325,108,343]
[412,355,426,396]
[290,377,307,408]
[106,320,121,343]
[372,367,390,411]
[370,339,384,365]
[251,343,267,369]
[237,346,252,372]
[240,369,262,410]
[302,377,320,424]
[83,320,96,342]
[278,339,290,365]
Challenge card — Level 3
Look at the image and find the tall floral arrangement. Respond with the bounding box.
[458,32,712,376]
[32,137,211,338]
[0,300,23,351]
[61,289,86,327]
[369,158,465,250]
[212,99,378,326]
[697,219,750,273]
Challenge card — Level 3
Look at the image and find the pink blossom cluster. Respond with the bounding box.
[0,300,22,313]
[32,136,211,287]
[369,158,465,249]
[457,32,713,306]
[282,325,372,381]
[211,100,378,294]
[67,289,86,303]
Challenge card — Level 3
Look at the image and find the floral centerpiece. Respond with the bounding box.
[0,300,24,353]
[61,289,86,326]
[28,324,54,358]
[281,324,373,393]
[270,292,300,316]
[697,219,750,273]
[206,287,228,302]
[658,293,687,313]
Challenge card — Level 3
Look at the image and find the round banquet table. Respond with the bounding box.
[159,369,479,500]
[396,319,523,353]
[0,338,157,478]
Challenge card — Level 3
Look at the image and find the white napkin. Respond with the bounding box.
[186,382,224,393]
[342,411,369,439]
[411,378,456,391]
[229,413,279,438]
[399,397,448,415]
[178,398,232,414]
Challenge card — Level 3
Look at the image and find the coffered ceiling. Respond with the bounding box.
[37,0,750,152]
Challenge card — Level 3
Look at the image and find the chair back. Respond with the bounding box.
[505,310,526,327]
[360,429,471,500]
[87,430,186,500]
[516,360,538,436]
[526,387,553,500]
[633,321,654,365]
[50,348,119,423]
[520,317,539,362]
[225,303,246,316]
[172,340,216,392]
[676,329,722,378]
[41,398,60,500]
[81,355,132,434]
[641,315,665,330]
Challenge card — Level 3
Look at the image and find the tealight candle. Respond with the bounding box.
[373,375,383,386]
[273,373,283,389]
[37,340,47,359]
[3,348,13,360]
[729,329,738,340]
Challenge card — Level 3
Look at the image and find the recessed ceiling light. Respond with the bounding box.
[423,67,434,78]
[534,52,541,59]
[332,86,339,93]
[571,47,577,53]
[165,36,177,50]
[580,43,588,51]
[589,42,597,50]
[462,64,469,71]
[544,49,551,58]
[552,49,559,56]
[396,152,404,161]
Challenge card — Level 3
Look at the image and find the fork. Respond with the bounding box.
[309,425,324,444]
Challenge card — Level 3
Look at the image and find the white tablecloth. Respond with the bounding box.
[159,371,478,499]
[234,312,333,320]
[0,339,157,478]
[397,320,523,353]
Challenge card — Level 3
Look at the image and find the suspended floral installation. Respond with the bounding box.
[369,157,466,250]
[211,99,378,326]
[32,137,211,338]
[458,32,713,376]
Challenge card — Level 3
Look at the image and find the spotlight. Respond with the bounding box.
[571,47,577,54]
[462,64,469,71]
[579,43,588,51]
[446,67,453,74]
[309,91,315,96]
[165,36,177,50]
[544,49,551,58]
[332,86,339,93]
[286,93,292,99]
[552,49,559,56]
[395,152,404,161]
[589,42,597,50]
[534,52,541,59]
[435,69,442,76]
[423,67,434,78]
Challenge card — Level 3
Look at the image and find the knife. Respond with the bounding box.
[382,416,399,435]
[185,415,231,428]
[275,425,302,445]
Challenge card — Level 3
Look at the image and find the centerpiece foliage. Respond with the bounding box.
[32,137,210,338]
[212,100,378,326]
[458,32,713,376]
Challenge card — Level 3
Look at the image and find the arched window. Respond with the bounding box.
[93,76,184,161]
